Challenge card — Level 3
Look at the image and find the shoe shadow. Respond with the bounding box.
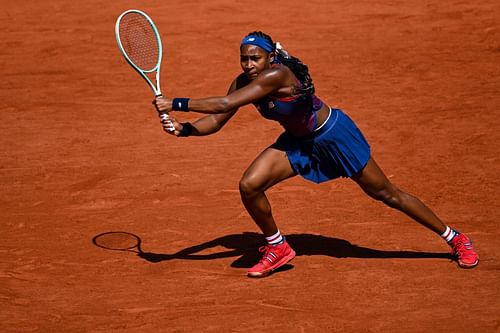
[94,231,452,268]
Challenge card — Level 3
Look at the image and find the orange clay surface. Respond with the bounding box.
[1,0,499,332]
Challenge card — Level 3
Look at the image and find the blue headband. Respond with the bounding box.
[240,35,274,53]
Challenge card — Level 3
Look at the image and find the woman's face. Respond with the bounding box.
[240,45,273,80]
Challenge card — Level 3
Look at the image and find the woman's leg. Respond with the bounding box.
[351,156,479,268]
[351,157,446,234]
[239,147,297,237]
[240,147,298,277]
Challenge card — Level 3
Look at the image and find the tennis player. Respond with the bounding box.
[153,31,479,277]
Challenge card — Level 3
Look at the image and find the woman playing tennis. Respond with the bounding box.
[153,31,479,277]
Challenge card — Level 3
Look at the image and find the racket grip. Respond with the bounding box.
[159,112,175,132]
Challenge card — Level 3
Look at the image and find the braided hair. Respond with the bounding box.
[245,31,315,96]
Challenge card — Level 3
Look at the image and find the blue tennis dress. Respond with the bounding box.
[256,92,371,183]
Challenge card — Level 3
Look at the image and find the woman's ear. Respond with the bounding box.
[269,51,276,63]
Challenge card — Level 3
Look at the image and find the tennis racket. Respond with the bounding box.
[115,9,174,131]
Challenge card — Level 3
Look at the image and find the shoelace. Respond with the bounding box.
[453,237,473,256]
[258,246,277,264]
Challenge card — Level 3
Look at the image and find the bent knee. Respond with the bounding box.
[239,176,261,198]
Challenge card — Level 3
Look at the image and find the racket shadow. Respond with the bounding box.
[91,231,453,267]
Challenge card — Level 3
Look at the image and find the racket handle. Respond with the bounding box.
[159,112,175,132]
[154,95,174,132]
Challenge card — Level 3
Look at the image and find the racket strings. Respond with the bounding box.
[118,13,160,71]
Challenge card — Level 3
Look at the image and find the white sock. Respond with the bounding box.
[266,230,284,245]
[441,226,458,243]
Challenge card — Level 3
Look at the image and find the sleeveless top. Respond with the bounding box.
[253,93,324,137]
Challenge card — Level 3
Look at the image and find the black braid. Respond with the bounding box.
[245,31,315,96]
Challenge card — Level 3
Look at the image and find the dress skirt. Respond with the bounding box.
[271,108,371,183]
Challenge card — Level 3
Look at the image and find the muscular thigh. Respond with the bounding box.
[241,147,297,192]
[351,157,397,199]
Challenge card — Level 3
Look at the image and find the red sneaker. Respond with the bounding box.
[247,240,296,278]
[449,233,479,268]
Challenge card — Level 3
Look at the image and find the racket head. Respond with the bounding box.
[92,231,142,253]
[115,9,163,95]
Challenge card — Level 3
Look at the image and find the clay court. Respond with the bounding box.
[1,0,499,332]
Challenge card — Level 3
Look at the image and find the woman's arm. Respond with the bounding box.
[163,75,243,136]
[182,79,240,136]
[154,67,287,115]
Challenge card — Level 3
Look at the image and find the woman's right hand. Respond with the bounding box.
[159,113,182,135]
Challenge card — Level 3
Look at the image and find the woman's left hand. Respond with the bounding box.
[153,96,172,113]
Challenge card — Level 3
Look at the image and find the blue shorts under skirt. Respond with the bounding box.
[271,108,371,183]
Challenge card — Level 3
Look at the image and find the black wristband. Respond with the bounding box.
[178,122,194,137]
[172,98,190,111]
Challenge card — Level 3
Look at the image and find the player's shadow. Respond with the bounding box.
[133,231,452,267]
